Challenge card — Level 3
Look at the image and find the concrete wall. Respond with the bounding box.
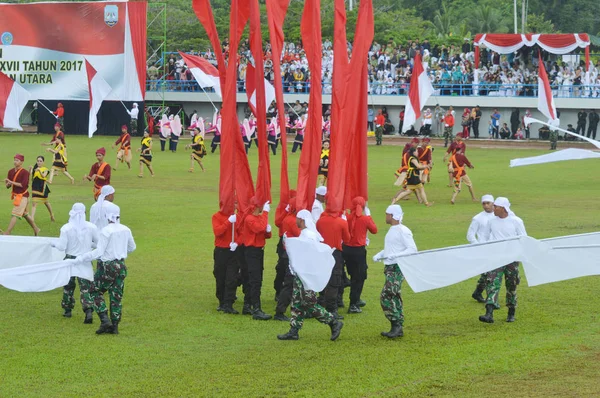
[145,91,600,139]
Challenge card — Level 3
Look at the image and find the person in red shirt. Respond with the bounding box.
[444,133,467,187]
[53,102,65,128]
[316,210,351,317]
[112,125,132,171]
[274,197,302,321]
[343,197,378,314]
[3,154,40,236]
[212,207,240,314]
[418,137,433,184]
[84,148,111,201]
[273,190,297,303]
[449,152,476,204]
[241,197,273,320]
[374,110,386,145]
[443,108,455,147]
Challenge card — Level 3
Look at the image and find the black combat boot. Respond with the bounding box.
[63,309,72,318]
[273,312,290,321]
[96,312,113,334]
[471,289,486,303]
[347,304,362,314]
[277,327,299,340]
[507,307,516,323]
[479,304,495,323]
[252,308,272,321]
[83,309,94,324]
[242,303,253,315]
[357,299,366,307]
[222,305,239,315]
[110,321,119,335]
[386,322,404,338]
[329,320,344,341]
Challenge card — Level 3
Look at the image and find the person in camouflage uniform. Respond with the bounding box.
[484,262,520,310]
[549,129,558,150]
[375,110,385,145]
[277,210,343,341]
[443,108,455,147]
[79,203,136,335]
[372,205,417,339]
[52,203,99,323]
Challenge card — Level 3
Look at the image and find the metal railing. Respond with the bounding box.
[146,80,600,99]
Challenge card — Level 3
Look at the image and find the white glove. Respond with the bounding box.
[266,224,272,233]
[228,214,237,223]
[372,251,384,262]
[366,237,370,246]
[285,204,290,212]
[364,207,371,217]
[341,213,347,221]
[263,201,271,213]
[229,242,238,252]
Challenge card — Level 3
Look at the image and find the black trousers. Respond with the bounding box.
[160,138,166,151]
[213,247,239,307]
[275,269,294,314]
[169,134,179,152]
[472,121,480,138]
[244,246,265,309]
[321,250,343,313]
[587,124,598,139]
[576,122,586,136]
[291,142,303,153]
[269,142,277,155]
[236,245,251,306]
[342,245,368,306]
[273,237,288,296]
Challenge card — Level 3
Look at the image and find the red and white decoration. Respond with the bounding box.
[245,63,276,117]
[403,53,434,133]
[85,60,112,138]
[178,51,222,98]
[0,71,30,130]
[474,34,591,70]
[536,55,557,122]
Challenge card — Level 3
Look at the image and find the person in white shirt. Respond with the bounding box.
[90,185,115,231]
[277,210,343,341]
[467,194,495,303]
[311,185,326,222]
[78,202,136,335]
[126,103,139,135]
[53,203,99,323]
[479,197,527,324]
[372,205,417,339]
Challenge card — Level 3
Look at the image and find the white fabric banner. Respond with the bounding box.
[286,237,335,292]
[510,148,600,167]
[0,235,94,292]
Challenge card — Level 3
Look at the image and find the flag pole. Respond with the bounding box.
[200,86,219,112]
[37,100,57,119]
[119,100,129,112]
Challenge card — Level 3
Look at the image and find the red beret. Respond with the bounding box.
[14,154,24,162]
[422,137,431,142]
[96,147,106,156]
[121,125,128,130]
[411,138,420,144]
[456,133,463,138]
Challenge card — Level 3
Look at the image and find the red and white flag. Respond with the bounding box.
[85,59,112,138]
[245,63,276,117]
[403,53,434,133]
[0,71,30,131]
[537,55,557,122]
[179,51,222,98]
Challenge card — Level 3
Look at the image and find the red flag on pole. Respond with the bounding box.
[245,63,276,118]
[266,0,291,220]
[296,0,323,211]
[0,71,30,131]
[403,52,434,132]
[537,54,557,122]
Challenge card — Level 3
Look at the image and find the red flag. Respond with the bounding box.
[266,0,291,217]
[0,71,30,131]
[296,0,322,211]
[249,0,271,206]
[537,54,557,121]
[403,52,434,132]
[327,0,374,213]
[245,63,276,118]
[85,59,112,138]
[192,0,226,87]
[178,51,221,97]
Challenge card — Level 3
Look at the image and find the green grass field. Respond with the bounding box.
[1,133,599,397]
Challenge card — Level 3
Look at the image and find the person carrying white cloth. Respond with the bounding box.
[467,194,495,303]
[90,185,116,231]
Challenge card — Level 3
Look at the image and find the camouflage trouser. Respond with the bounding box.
[549,130,558,150]
[443,127,453,147]
[485,262,520,309]
[375,127,383,145]
[290,276,334,330]
[380,264,404,325]
[131,119,138,135]
[61,277,94,312]
[90,259,127,323]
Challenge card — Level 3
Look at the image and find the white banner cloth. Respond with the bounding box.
[0,235,94,292]
[510,148,600,167]
[285,237,335,292]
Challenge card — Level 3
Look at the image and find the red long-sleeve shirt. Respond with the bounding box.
[446,141,466,155]
[242,212,272,248]
[281,214,301,238]
[316,213,351,251]
[212,211,233,248]
[115,133,131,149]
[451,153,473,178]
[346,214,378,247]
[275,206,288,237]
[418,145,432,163]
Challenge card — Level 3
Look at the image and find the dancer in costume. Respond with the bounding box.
[137,130,155,177]
[84,148,111,201]
[3,154,40,236]
[207,112,222,153]
[372,205,418,339]
[443,133,466,187]
[317,140,330,187]
[291,114,306,153]
[169,114,182,152]
[267,118,280,155]
[46,140,74,185]
[159,114,170,152]
[186,127,207,172]
[391,147,433,207]
[112,125,132,171]
[449,150,476,204]
[29,156,55,222]
[418,137,433,184]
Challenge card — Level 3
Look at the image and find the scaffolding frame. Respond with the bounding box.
[146,2,167,110]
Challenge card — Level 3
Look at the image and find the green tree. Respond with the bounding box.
[469,5,510,34]
[526,13,557,34]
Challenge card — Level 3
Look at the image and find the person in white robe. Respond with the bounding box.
[311,186,327,223]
